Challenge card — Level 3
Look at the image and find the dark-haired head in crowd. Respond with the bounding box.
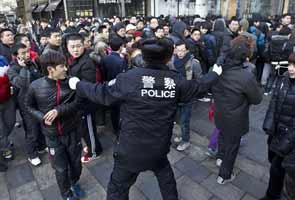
[228,17,240,38]
[0,28,14,62]
[39,31,49,54]
[14,33,38,61]
[42,28,62,55]
[168,21,188,44]
[110,22,126,44]
[80,32,92,50]
[142,17,158,39]
[281,13,292,27]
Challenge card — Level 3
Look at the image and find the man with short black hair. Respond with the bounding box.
[25,51,85,200]
[42,28,62,55]
[101,36,128,138]
[0,28,14,63]
[8,43,44,166]
[64,33,103,163]
[281,13,292,27]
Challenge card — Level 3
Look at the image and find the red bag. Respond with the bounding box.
[0,74,11,103]
[208,100,214,122]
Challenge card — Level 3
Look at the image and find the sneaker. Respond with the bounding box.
[198,97,211,102]
[28,157,41,166]
[66,196,79,200]
[3,150,13,160]
[217,173,236,184]
[174,137,182,143]
[176,142,190,151]
[205,148,217,158]
[240,137,246,146]
[38,147,48,154]
[81,154,100,163]
[216,158,223,167]
[71,183,86,198]
[14,122,21,128]
[83,147,89,154]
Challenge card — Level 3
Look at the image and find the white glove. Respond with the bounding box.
[69,77,80,90]
[212,64,222,76]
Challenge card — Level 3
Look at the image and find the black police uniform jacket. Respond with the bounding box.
[76,64,218,171]
[25,77,81,142]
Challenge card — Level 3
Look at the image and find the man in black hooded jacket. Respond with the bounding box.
[68,38,223,200]
[64,33,103,163]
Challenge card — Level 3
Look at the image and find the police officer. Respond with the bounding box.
[69,38,222,200]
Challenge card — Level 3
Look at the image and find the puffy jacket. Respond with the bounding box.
[202,33,217,67]
[263,74,295,135]
[212,58,263,138]
[8,61,42,103]
[75,63,219,171]
[25,77,81,137]
[69,51,97,83]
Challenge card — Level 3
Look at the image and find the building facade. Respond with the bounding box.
[15,0,295,21]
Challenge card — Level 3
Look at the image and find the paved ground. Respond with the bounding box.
[0,96,271,200]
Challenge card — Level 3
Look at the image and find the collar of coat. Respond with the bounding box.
[144,63,170,70]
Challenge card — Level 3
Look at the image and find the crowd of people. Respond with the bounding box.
[0,13,294,200]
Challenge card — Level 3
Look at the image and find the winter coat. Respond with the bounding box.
[263,74,295,135]
[212,58,263,137]
[68,51,97,83]
[202,33,217,67]
[185,37,207,68]
[42,44,62,55]
[8,61,42,109]
[171,54,202,80]
[101,52,128,81]
[25,77,81,138]
[168,21,187,44]
[0,42,13,63]
[75,64,219,171]
[216,28,237,65]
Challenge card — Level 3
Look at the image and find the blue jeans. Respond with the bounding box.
[177,104,192,142]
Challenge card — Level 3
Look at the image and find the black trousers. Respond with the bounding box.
[80,113,103,157]
[110,106,120,138]
[282,172,295,200]
[217,131,241,179]
[18,103,45,159]
[47,132,82,199]
[265,149,285,199]
[107,156,178,200]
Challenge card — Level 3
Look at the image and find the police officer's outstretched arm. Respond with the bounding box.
[69,76,125,106]
[179,64,222,103]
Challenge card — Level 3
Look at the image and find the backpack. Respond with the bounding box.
[270,35,290,61]
[0,66,11,103]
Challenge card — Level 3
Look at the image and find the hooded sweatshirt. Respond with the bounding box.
[168,21,187,44]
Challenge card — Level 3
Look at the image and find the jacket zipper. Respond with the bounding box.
[56,80,62,136]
